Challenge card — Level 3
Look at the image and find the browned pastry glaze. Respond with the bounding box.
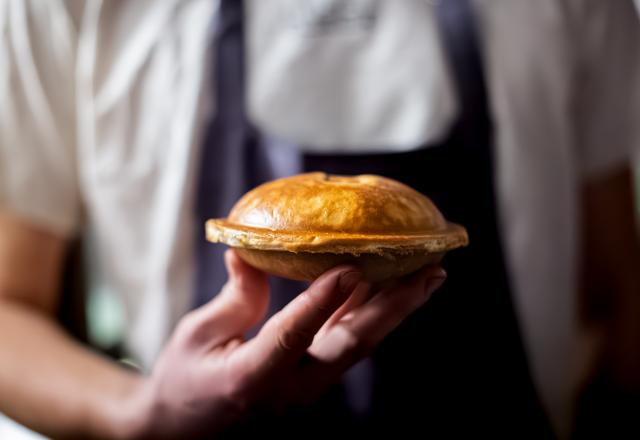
[206,173,468,281]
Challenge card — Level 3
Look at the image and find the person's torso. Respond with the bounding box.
[77,1,580,435]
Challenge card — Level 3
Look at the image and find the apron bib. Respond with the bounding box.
[194,1,553,437]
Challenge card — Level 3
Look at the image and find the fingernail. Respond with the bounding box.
[339,271,363,294]
[424,270,447,296]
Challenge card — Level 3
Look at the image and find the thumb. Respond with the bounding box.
[185,249,270,349]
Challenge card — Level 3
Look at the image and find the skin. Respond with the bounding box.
[0,214,446,439]
[0,166,637,438]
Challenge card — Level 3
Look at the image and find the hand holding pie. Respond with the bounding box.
[206,173,468,282]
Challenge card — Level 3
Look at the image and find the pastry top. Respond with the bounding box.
[207,173,468,255]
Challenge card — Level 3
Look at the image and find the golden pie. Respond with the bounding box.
[206,173,468,282]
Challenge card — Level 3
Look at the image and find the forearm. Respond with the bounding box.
[0,298,147,439]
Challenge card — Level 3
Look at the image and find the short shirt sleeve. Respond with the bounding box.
[0,0,81,236]
[572,0,640,178]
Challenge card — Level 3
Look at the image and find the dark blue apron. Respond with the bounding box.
[195,1,554,437]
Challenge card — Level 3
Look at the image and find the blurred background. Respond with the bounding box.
[80,0,640,372]
[0,0,640,440]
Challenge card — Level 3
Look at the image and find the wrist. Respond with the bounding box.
[104,374,156,440]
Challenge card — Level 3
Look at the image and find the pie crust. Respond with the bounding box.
[206,173,468,281]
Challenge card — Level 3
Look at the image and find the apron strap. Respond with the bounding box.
[436,0,492,150]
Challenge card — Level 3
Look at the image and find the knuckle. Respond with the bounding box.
[175,312,200,338]
[261,314,282,337]
[175,311,211,346]
[276,324,314,353]
[298,291,332,316]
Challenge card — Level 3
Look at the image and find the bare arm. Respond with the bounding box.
[0,213,144,439]
[0,213,446,438]
[581,166,640,390]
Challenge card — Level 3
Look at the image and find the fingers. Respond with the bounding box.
[298,265,446,401]
[232,266,362,387]
[341,265,447,349]
[317,280,372,337]
[178,250,269,350]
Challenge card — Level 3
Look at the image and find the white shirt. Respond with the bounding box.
[1,0,639,437]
